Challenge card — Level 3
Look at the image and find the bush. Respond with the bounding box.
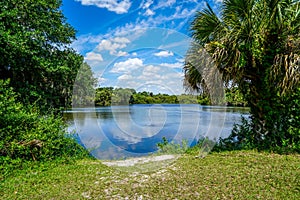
[216,88,300,153]
[156,137,188,154]
[0,80,89,168]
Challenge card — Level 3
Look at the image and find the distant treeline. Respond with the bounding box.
[95,87,247,106]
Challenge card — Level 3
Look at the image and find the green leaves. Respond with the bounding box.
[0,80,89,166]
[185,0,300,152]
[0,0,84,111]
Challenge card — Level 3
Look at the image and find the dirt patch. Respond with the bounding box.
[102,154,178,167]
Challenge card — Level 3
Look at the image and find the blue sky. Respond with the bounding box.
[61,0,222,94]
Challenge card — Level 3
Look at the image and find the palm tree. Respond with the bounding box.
[184,0,300,146]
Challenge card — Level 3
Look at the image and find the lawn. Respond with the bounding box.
[1,150,299,199]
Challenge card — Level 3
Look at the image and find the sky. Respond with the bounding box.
[61,0,222,95]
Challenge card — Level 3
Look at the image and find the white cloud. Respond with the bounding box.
[140,0,155,16]
[140,0,154,9]
[144,65,160,73]
[116,51,129,57]
[154,0,176,9]
[72,0,206,94]
[112,37,130,43]
[154,51,174,57]
[111,58,144,73]
[144,9,155,16]
[75,0,132,14]
[84,52,104,68]
[118,74,133,80]
[98,77,107,85]
[112,59,185,94]
[160,62,182,69]
[176,58,185,63]
[142,65,160,76]
[85,52,103,61]
[96,37,130,56]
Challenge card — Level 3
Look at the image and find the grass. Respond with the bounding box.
[1,150,299,199]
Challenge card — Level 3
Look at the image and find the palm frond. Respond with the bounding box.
[191,3,225,45]
[184,43,225,104]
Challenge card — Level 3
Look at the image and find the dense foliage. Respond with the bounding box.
[217,88,300,153]
[94,87,213,106]
[0,1,93,173]
[0,0,85,111]
[0,81,89,170]
[184,0,300,152]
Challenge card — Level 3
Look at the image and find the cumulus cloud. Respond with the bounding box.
[75,0,132,14]
[84,52,104,67]
[154,51,174,57]
[160,62,182,69]
[116,51,129,57]
[109,57,185,94]
[141,65,160,77]
[85,52,103,61]
[73,0,205,94]
[96,37,130,56]
[110,58,144,73]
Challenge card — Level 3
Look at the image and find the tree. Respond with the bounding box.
[0,0,84,111]
[95,87,113,106]
[72,62,97,107]
[184,0,300,150]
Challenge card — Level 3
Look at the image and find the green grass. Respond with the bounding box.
[1,151,299,199]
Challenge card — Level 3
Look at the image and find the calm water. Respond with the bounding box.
[64,104,249,159]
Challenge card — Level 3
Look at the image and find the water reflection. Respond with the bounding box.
[64,104,249,159]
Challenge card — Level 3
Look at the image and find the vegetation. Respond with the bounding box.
[0,0,92,178]
[0,0,94,111]
[95,87,247,106]
[156,137,189,154]
[1,151,299,199]
[0,80,89,179]
[184,0,300,152]
[218,88,300,153]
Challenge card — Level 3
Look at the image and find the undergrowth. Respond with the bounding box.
[0,80,91,180]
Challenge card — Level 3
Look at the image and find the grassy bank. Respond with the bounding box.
[1,150,299,199]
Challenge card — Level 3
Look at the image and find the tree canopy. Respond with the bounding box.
[184,0,300,151]
[0,0,87,111]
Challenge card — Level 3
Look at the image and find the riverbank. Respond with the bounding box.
[1,150,299,199]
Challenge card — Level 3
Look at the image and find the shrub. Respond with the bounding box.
[0,80,89,167]
[156,137,188,154]
[216,88,300,153]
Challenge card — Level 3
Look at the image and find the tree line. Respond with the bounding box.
[94,87,246,106]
